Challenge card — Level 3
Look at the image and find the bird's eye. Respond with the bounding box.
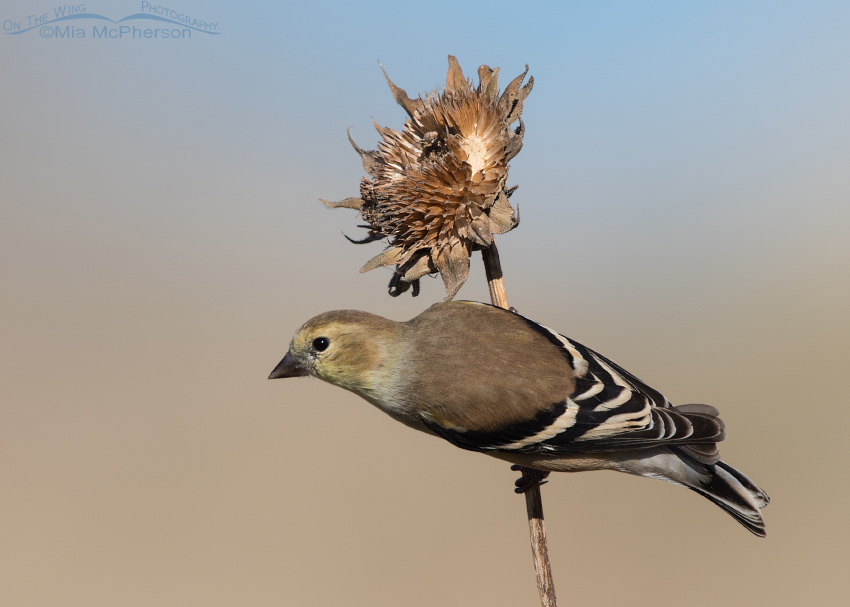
[312,337,330,352]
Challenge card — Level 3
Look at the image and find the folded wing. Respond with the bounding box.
[422,313,726,464]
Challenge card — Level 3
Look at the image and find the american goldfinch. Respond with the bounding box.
[269,301,769,536]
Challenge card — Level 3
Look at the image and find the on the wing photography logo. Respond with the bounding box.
[3,3,219,40]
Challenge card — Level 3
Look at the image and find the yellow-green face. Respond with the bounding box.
[275,311,392,394]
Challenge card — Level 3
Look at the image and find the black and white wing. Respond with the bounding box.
[422,314,726,464]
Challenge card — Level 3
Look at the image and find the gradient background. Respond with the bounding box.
[2,1,848,605]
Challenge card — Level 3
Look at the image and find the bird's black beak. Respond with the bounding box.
[268,353,309,379]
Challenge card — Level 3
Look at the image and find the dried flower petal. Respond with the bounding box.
[360,247,405,273]
[323,55,530,299]
[320,197,363,210]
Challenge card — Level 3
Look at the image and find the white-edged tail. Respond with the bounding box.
[677,451,770,537]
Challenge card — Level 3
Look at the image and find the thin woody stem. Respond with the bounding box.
[481,241,558,607]
[524,487,557,607]
[482,241,509,309]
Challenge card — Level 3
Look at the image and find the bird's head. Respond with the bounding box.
[268,310,399,394]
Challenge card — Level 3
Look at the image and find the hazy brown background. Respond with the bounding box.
[2,1,848,605]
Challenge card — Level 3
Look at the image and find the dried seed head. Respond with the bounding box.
[322,55,532,299]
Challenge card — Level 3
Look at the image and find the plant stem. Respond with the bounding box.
[524,485,558,607]
[481,241,558,607]
[482,241,509,309]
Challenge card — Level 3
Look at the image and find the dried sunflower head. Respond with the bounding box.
[322,55,532,299]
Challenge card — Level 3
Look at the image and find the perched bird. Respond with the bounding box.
[269,301,769,536]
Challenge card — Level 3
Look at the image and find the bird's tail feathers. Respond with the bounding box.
[676,451,770,537]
